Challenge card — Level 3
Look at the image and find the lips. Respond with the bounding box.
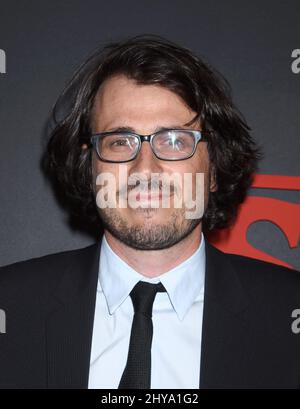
[136,191,162,201]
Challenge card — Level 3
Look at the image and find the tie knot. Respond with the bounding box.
[129,281,166,318]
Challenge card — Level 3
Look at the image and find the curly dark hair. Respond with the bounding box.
[42,34,262,237]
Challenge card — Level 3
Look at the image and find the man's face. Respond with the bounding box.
[90,74,216,250]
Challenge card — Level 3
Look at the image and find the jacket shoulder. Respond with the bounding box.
[222,248,300,300]
[225,249,300,278]
[0,243,98,302]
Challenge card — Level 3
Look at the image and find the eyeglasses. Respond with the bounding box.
[90,128,208,163]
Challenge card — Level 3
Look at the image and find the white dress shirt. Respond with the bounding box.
[88,232,206,389]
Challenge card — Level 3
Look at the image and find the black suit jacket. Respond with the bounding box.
[0,239,300,389]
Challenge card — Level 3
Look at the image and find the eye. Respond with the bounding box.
[171,138,184,147]
[104,135,138,151]
[161,137,185,150]
[110,138,130,147]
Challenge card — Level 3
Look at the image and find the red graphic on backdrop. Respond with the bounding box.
[207,175,300,269]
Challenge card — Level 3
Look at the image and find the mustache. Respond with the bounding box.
[117,177,177,197]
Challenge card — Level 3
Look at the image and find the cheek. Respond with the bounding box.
[196,144,210,170]
[91,153,111,192]
[92,155,123,195]
[185,147,210,178]
[187,148,211,197]
[92,153,112,178]
[91,153,100,186]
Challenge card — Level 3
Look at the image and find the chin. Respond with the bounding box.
[128,206,172,220]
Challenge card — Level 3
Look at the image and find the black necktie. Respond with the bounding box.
[118,280,167,389]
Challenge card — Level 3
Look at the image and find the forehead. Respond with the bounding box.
[91,74,198,131]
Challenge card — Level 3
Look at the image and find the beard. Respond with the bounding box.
[97,206,201,250]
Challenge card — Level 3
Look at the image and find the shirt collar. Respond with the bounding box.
[98,233,205,321]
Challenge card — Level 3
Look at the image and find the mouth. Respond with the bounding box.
[136,190,174,202]
[137,191,161,201]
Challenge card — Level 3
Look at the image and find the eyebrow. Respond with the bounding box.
[103,124,193,133]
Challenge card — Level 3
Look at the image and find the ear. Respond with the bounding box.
[81,143,88,150]
[209,166,217,192]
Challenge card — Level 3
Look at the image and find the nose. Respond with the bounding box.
[130,140,164,175]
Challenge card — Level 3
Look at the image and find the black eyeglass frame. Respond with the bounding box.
[90,128,209,163]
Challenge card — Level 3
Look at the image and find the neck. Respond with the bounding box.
[104,224,203,278]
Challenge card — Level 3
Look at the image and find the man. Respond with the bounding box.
[0,35,300,389]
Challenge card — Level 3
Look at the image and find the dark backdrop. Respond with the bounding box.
[0,0,299,269]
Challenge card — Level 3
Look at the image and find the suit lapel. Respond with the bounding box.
[45,242,100,389]
[200,241,250,388]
